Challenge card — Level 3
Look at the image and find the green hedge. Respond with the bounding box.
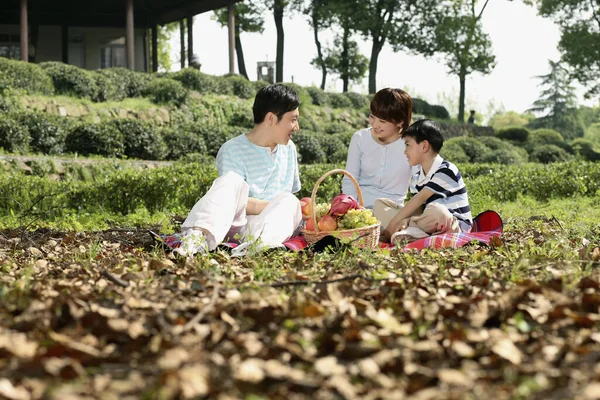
[39,61,99,100]
[3,161,600,224]
[0,58,54,95]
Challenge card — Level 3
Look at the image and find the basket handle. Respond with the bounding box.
[310,169,364,233]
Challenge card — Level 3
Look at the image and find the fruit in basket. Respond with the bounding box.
[338,208,378,229]
[329,194,360,217]
[317,215,337,231]
[300,197,312,219]
[305,216,316,231]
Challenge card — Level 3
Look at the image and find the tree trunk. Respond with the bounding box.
[368,38,384,94]
[341,21,349,93]
[458,69,466,123]
[311,9,327,90]
[235,24,248,79]
[273,0,285,82]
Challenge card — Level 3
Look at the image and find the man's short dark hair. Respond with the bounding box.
[253,84,300,124]
[402,119,444,153]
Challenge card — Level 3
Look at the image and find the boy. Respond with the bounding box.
[379,119,472,244]
[175,84,303,256]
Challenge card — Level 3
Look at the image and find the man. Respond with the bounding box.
[176,84,302,256]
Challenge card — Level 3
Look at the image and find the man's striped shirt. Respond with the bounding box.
[413,155,472,232]
[216,133,301,201]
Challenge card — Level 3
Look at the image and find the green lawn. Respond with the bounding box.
[0,195,599,399]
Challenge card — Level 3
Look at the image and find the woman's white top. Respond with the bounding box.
[342,128,413,208]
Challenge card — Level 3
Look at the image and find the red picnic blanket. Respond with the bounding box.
[150,210,502,253]
[388,210,503,251]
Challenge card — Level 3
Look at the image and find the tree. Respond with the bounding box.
[319,36,368,92]
[272,0,287,82]
[149,22,179,72]
[295,0,335,89]
[527,60,585,139]
[213,2,266,80]
[532,0,600,98]
[433,0,496,122]
[353,0,439,94]
[488,111,535,131]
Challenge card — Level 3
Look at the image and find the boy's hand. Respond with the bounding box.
[381,219,408,243]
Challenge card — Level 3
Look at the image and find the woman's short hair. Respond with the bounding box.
[369,88,412,129]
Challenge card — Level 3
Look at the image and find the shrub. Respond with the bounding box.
[172,68,217,94]
[212,75,235,95]
[101,67,153,98]
[444,136,489,162]
[253,80,270,92]
[65,122,124,157]
[225,74,256,99]
[344,92,369,109]
[337,131,354,147]
[478,136,528,163]
[496,126,529,142]
[529,128,564,146]
[92,71,121,102]
[317,134,347,163]
[412,98,432,117]
[306,86,329,106]
[479,149,527,165]
[162,126,208,161]
[282,82,312,106]
[439,141,469,164]
[293,132,327,164]
[109,119,167,160]
[39,61,98,99]
[0,116,30,153]
[16,112,67,154]
[0,58,54,95]
[182,124,240,157]
[570,138,600,161]
[142,78,188,105]
[468,125,495,137]
[529,144,572,163]
[430,104,450,119]
[328,92,352,108]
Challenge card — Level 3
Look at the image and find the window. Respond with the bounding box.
[0,34,22,60]
[100,37,126,69]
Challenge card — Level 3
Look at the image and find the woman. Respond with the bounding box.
[341,88,414,230]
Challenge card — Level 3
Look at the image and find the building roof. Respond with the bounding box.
[0,0,238,28]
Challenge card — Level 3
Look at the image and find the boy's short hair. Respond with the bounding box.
[253,84,300,124]
[369,88,412,129]
[402,119,444,153]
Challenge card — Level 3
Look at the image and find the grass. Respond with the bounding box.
[0,194,599,398]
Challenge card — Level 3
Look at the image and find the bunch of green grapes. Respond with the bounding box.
[314,203,331,220]
[338,208,378,229]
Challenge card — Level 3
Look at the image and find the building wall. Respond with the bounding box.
[0,24,148,72]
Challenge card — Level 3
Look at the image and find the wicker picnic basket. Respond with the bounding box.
[302,169,380,249]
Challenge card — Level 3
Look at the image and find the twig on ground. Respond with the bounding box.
[551,214,566,232]
[100,269,130,288]
[265,273,370,288]
[182,279,221,332]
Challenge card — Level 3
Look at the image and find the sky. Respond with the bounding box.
[172,0,598,121]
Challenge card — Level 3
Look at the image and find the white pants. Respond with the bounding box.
[180,172,302,251]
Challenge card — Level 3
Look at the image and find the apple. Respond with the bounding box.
[305,217,316,231]
[300,197,312,219]
[318,215,337,231]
